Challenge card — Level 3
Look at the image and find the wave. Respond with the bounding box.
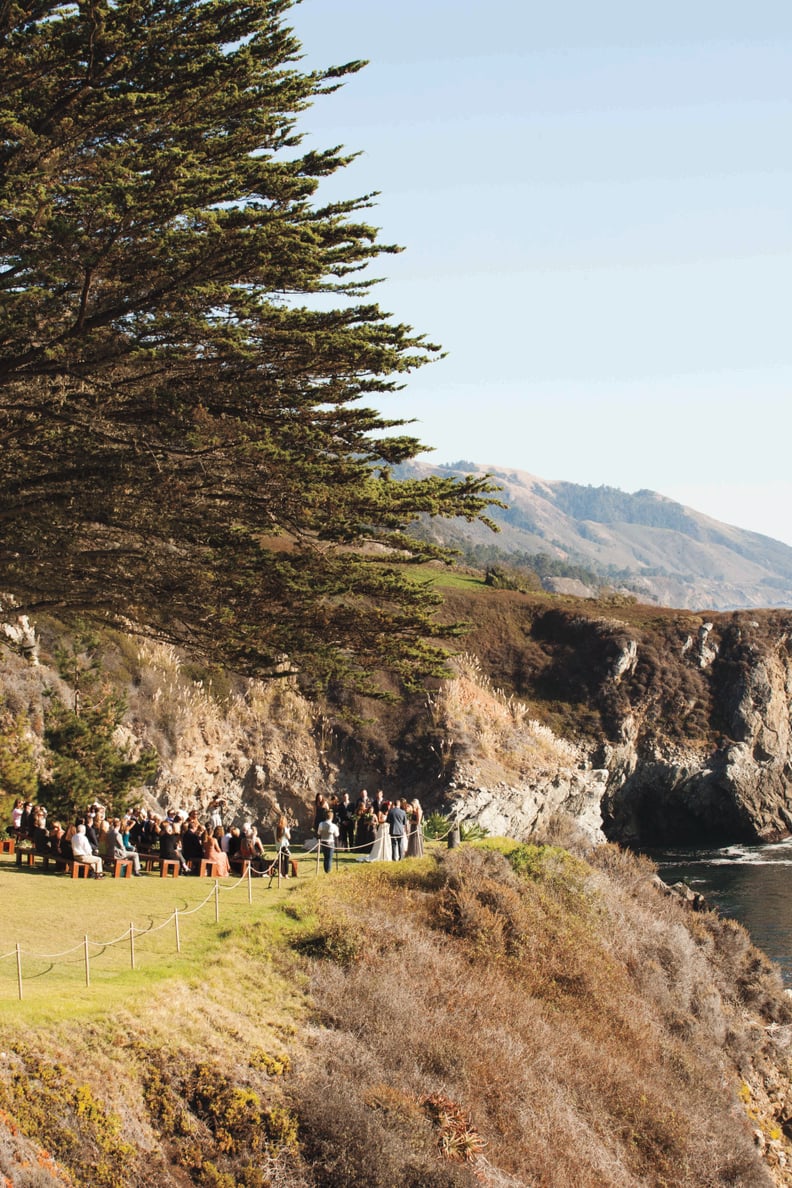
[657,839,792,867]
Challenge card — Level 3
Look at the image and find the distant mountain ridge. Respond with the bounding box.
[405,461,792,611]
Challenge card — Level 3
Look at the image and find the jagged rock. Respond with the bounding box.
[448,768,608,844]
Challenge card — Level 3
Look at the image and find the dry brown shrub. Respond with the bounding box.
[293,846,776,1188]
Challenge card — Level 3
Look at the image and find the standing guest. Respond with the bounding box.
[71,824,104,878]
[275,815,293,877]
[336,793,354,850]
[355,802,376,855]
[371,790,385,819]
[386,799,408,862]
[10,799,23,837]
[406,799,425,858]
[353,788,370,814]
[19,801,33,837]
[312,793,329,835]
[208,797,225,831]
[316,810,339,873]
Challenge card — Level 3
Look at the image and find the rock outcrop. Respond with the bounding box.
[436,591,792,848]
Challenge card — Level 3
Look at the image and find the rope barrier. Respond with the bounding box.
[0,819,454,999]
[21,940,88,960]
[92,925,139,948]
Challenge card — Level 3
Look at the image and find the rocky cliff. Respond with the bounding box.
[437,589,792,847]
[4,591,792,851]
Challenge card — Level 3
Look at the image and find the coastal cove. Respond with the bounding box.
[654,841,792,987]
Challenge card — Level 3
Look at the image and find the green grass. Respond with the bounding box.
[395,561,488,590]
[0,842,447,1024]
[0,848,334,1023]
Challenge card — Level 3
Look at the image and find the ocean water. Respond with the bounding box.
[652,839,792,987]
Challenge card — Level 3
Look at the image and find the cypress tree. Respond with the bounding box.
[0,0,497,691]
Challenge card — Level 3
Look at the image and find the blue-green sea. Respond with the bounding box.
[653,840,792,987]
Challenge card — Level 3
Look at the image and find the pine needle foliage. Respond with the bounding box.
[0,0,498,693]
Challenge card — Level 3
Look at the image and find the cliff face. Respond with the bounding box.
[4,593,792,850]
[438,591,792,847]
[601,618,792,846]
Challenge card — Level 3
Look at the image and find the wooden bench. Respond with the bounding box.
[160,859,180,878]
[111,858,134,878]
[0,838,15,855]
[71,861,93,879]
[198,859,221,877]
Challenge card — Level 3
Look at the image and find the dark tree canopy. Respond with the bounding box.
[0,0,497,691]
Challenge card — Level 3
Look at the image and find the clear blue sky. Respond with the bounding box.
[288,0,792,545]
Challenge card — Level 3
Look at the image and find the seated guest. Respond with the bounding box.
[159,821,190,873]
[71,824,104,878]
[180,820,204,872]
[108,818,141,875]
[98,819,114,863]
[226,826,242,864]
[84,812,101,855]
[48,821,67,861]
[30,813,50,855]
[203,827,230,877]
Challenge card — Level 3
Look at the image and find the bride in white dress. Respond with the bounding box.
[359,813,391,862]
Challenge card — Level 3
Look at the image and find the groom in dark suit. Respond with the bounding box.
[386,800,407,862]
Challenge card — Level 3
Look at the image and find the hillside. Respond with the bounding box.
[1,841,791,1187]
[403,461,792,611]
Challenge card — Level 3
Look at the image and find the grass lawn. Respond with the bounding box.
[0,845,348,1022]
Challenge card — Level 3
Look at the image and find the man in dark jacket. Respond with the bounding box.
[386,801,407,862]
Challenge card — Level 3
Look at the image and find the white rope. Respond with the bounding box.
[141,913,176,935]
[0,816,456,990]
[91,925,140,948]
[178,886,217,916]
[10,940,86,960]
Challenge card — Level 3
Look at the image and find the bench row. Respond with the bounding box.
[13,850,240,879]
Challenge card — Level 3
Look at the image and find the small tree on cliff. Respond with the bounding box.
[40,632,158,818]
[0,0,497,694]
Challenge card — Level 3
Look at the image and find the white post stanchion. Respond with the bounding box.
[129,922,135,970]
[84,934,90,987]
[247,862,253,905]
[15,943,22,1001]
[174,907,181,953]
[214,880,220,923]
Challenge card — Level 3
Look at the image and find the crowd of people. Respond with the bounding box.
[312,789,425,873]
[8,788,426,880]
[10,798,266,879]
